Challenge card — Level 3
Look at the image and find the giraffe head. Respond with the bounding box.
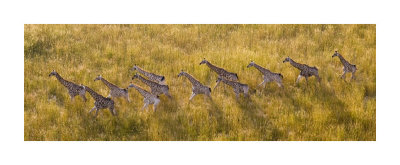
[131,64,138,71]
[94,75,102,81]
[131,73,140,80]
[128,83,134,89]
[49,70,57,77]
[199,58,208,65]
[332,51,339,58]
[247,60,255,68]
[283,57,291,63]
[177,70,185,77]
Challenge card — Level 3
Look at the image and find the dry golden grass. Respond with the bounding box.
[24,24,375,141]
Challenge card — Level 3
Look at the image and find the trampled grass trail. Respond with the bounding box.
[24,24,375,141]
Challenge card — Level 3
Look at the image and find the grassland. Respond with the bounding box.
[24,24,376,141]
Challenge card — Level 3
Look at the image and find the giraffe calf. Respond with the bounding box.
[216,76,249,99]
[132,73,172,98]
[247,61,284,88]
[332,51,357,80]
[128,83,161,112]
[81,85,116,117]
[178,70,212,101]
[49,70,87,102]
[94,75,130,102]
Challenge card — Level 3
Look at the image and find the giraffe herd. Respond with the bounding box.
[49,51,357,117]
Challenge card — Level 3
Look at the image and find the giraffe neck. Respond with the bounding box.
[54,73,70,87]
[182,72,201,86]
[220,78,236,87]
[136,66,152,78]
[100,77,117,89]
[337,54,350,66]
[84,86,103,101]
[206,61,224,74]
[289,59,305,70]
[252,63,268,74]
[130,84,150,97]
[137,74,155,86]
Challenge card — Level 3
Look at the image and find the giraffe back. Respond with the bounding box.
[132,65,165,84]
[133,73,169,96]
[49,71,86,97]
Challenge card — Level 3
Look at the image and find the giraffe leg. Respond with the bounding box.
[341,71,347,79]
[213,81,221,91]
[80,94,87,102]
[109,104,116,116]
[94,109,100,117]
[206,92,212,101]
[351,72,356,80]
[165,92,172,99]
[258,79,267,88]
[276,81,283,88]
[153,99,160,112]
[316,75,321,83]
[296,75,302,84]
[141,103,149,111]
[69,94,75,102]
[89,106,96,113]
[189,92,197,101]
[305,76,308,85]
[244,86,249,98]
[125,94,130,102]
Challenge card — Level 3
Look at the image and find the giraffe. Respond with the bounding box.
[332,51,357,80]
[131,73,172,98]
[247,60,284,88]
[283,57,321,84]
[131,64,166,85]
[49,70,87,102]
[178,70,212,101]
[128,83,161,112]
[215,76,249,99]
[94,75,130,102]
[199,58,239,90]
[81,85,116,117]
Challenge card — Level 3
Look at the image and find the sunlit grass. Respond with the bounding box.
[24,24,375,141]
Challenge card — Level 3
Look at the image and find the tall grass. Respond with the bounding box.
[24,24,375,141]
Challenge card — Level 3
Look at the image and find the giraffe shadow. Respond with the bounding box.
[205,96,227,135]
[235,96,282,140]
[298,83,356,137]
[159,95,179,113]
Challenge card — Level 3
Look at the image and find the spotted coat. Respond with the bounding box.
[132,73,171,98]
[94,75,130,102]
[199,58,239,89]
[283,57,321,84]
[82,85,116,117]
[178,70,212,101]
[128,83,161,112]
[131,65,166,85]
[332,51,357,80]
[49,70,87,102]
[216,76,249,99]
[247,61,284,88]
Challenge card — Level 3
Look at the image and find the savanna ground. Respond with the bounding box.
[24,24,375,141]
